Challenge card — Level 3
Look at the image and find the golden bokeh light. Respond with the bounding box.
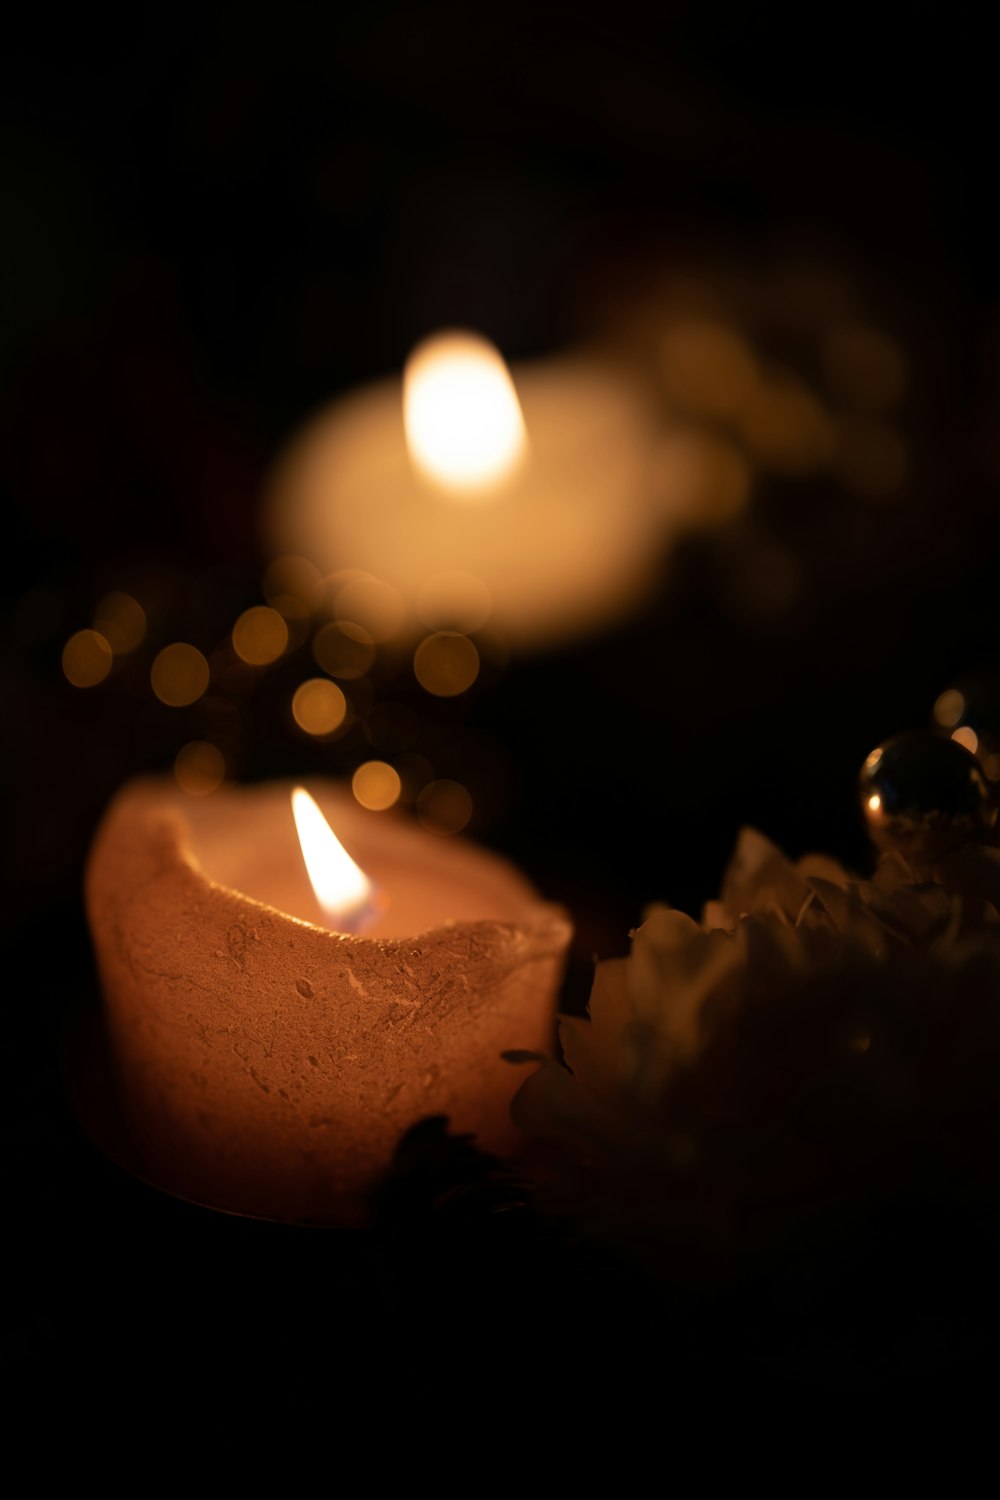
[416,571,492,633]
[313,620,376,679]
[660,320,758,418]
[404,330,527,494]
[232,605,289,666]
[93,591,146,654]
[952,725,979,755]
[62,628,113,687]
[291,677,348,737]
[822,324,907,412]
[151,643,210,707]
[867,793,882,813]
[983,752,1000,782]
[352,760,402,812]
[933,689,965,729]
[174,741,226,796]
[413,632,480,697]
[417,779,473,835]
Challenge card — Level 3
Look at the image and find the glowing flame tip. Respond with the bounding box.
[291,787,375,930]
[403,329,527,495]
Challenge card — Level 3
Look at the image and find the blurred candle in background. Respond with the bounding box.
[263,330,679,653]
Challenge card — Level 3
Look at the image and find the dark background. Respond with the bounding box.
[3,3,999,1419]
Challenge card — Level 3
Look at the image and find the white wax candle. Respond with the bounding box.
[82,776,571,1226]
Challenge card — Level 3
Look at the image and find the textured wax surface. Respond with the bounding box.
[84,777,571,1224]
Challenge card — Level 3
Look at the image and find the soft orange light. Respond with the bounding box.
[952,725,979,755]
[867,793,882,812]
[63,629,112,687]
[403,330,527,494]
[151,643,210,707]
[232,605,289,665]
[933,689,965,729]
[292,678,347,737]
[352,760,402,812]
[291,788,376,931]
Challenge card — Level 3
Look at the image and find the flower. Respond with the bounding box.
[508,828,1000,1310]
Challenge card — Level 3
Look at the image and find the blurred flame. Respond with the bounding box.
[291,787,375,929]
[403,330,527,494]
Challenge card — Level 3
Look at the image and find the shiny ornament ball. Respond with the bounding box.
[860,730,991,860]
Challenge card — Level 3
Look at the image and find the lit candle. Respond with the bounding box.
[262,330,668,652]
[82,776,571,1225]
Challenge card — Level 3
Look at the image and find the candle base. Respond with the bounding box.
[65,996,487,1227]
[62,997,277,1223]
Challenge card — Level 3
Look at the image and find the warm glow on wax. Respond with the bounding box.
[291,787,376,929]
[403,330,527,494]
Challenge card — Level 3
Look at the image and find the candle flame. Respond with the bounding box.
[291,787,375,930]
[403,330,527,495]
